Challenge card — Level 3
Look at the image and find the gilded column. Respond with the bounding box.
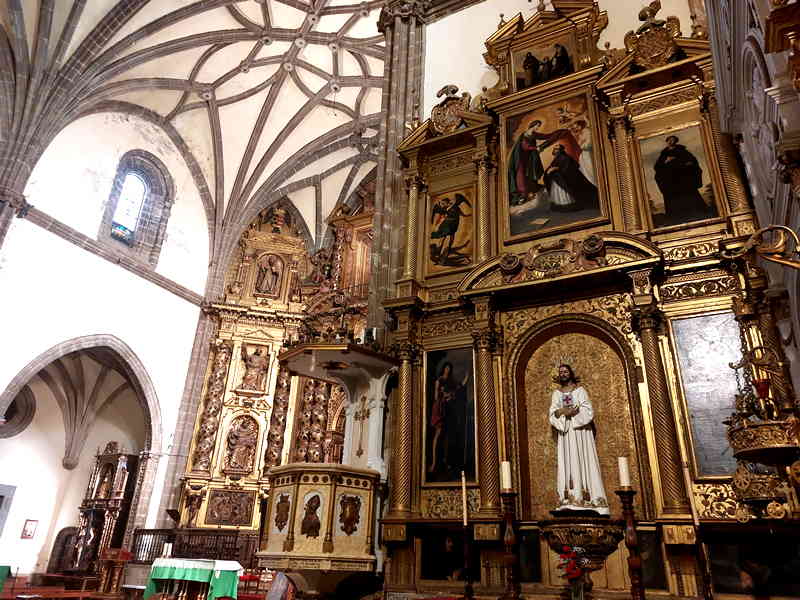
[608,114,642,231]
[703,93,749,213]
[402,174,423,281]
[474,153,493,262]
[473,328,501,515]
[632,305,689,513]
[263,366,291,471]
[190,339,233,474]
[756,292,796,413]
[388,341,416,517]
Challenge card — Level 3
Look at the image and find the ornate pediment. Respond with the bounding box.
[458,232,662,295]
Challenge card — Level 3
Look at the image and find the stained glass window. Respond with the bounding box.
[111,172,147,244]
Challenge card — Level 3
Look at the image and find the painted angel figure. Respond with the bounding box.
[430,193,472,265]
[548,364,609,515]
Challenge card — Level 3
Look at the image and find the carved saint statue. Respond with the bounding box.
[255,254,283,295]
[301,494,322,538]
[226,416,259,472]
[548,364,609,515]
[239,345,269,391]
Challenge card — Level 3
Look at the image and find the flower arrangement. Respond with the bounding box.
[558,545,590,600]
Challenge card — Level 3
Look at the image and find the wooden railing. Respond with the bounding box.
[131,529,174,564]
[131,529,259,566]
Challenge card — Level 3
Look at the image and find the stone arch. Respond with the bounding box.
[505,313,654,520]
[0,334,162,453]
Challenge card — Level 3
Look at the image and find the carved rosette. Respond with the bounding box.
[263,366,291,472]
[191,340,233,473]
[540,519,624,572]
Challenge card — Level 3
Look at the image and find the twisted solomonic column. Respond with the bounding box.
[473,328,501,515]
[388,342,417,517]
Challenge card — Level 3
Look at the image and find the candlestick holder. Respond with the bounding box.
[463,523,474,600]
[615,487,644,600]
[499,490,521,600]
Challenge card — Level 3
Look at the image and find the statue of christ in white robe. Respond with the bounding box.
[548,364,609,515]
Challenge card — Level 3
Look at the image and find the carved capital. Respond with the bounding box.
[378,0,429,33]
[472,328,498,352]
[778,149,800,197]
[628,268,654,300]
[473,153,494,172]
[403,173,426,192]
[0,187,31,217]
[606,114,634,140]
[631,303,664,334]
[396,341,418,362]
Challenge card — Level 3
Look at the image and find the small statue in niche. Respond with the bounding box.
[95,464,114,499]
[226,416,259,472]
[274,493,291,532]
[239,345,269,391]
[184,485,206,527]
[548,364,609,515]
[255,254,284,295]
[300,494,321,538]
[339,495,361,536]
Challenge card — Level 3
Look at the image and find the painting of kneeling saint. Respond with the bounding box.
[428,188,473,271]
[639,124,718,228]
[505,95,601,238]
[425,348,475,483]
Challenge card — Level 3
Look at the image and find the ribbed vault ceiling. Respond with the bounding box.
[2,0,385,262]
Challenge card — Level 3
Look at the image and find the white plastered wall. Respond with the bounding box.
[0,377,146,574]
[0,218,201,553]
[24,111,210,294]
[423,0,694,115]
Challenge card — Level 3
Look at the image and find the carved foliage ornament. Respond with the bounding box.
[693,483,738,520]
[420,488,480,519]
[660,276,738,302]
[191,341,233,472]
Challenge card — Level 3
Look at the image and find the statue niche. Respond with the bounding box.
[254,253,285,297]
[514,321,645,519]
[238,344,270,393]
[224,415,259,474]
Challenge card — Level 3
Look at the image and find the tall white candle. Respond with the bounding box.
[461,471,468,526]
[500,461,512,490]
[618,457,631,488]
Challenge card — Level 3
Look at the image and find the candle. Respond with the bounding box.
[461,471,468,526]
[618,457,631,488]
[500,460,512,490]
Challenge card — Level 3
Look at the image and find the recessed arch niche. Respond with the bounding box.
[509,315,653,521]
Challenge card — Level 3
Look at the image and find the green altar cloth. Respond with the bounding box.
[0,566,11,592]
[143,558,242,600]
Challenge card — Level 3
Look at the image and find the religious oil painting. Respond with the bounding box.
[427,186,474,273]
[504,94,601,239]
[671,312,741,477]
[419,530,480,582]
[638,123,718,229]
[512,36,576,92]
[424,347,476,484]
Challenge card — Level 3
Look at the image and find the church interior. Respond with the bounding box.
[3,1,800,599]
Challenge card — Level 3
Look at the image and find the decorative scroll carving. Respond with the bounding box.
[263,366,291,472]
[430,85,473,136]
[420,488,480,519]
[275,493,291,532]
[421,317,472,337]
[628,87,699,117]
[693,483,738,520]
[663,242,717,261]
[204,489,255,526]
[426,151,474,177]
[191,341,233,473]
[339,495,362,535]
[623,2,684,71]
[224,415,259,474]
[660,274,738,302]
[428,287,459,303]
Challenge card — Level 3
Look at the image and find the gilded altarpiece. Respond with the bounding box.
[382,3,787,599]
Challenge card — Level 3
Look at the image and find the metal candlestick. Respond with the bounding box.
[499,490,521,600]
[463,524,474,600]
[615,487,644,600]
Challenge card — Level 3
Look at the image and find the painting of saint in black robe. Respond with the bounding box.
[516,43,575,91]
[543,145,599,212]
[429,192,472,268]
[649,134,717,227]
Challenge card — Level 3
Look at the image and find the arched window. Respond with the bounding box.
[100,150,174,266]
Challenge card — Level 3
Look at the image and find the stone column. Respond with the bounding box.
[388,342,416,517]
[472,303,501,516]
[632,305,689,514]
[402,174,424,281]
[474,153,493,262]
[370,1,427,329]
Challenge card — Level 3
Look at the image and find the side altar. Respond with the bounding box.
[381,2,799,599]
